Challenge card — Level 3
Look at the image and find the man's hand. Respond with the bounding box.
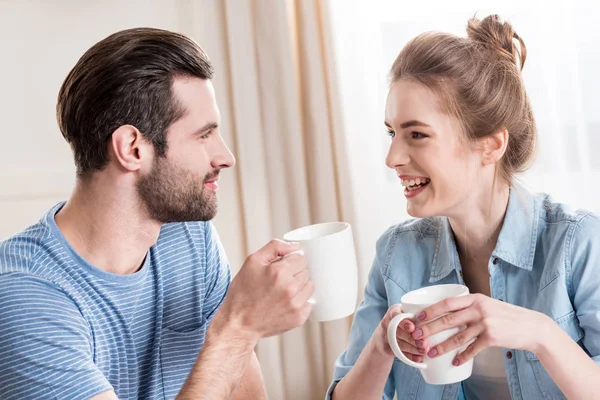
[213,239,314,342]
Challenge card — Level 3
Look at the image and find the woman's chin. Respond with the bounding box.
[406,204,436,219]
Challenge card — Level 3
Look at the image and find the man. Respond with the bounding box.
[0,28,313,400]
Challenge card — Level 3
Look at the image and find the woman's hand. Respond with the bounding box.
[373,305,430,362]
[411,294,552,366]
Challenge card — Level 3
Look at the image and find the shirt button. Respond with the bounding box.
[459,270,463,278]
[493,258,499,265]
[506,351,513,359]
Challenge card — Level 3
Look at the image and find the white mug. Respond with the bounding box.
[282,222,358,321]
[387,284,474,385]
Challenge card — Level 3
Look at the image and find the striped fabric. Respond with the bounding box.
[0,202,231,400]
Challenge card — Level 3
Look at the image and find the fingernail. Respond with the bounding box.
[412,329,423,339]
[417,312,426,321]
[427,348,438,357]
[452,358,460,366]
[418,348,426,354]
[403,323,411,331]
[416,340,424,349]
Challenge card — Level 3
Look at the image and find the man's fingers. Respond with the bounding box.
[294,278,315,306]
[273,253,308,275]
[293,268,310,286]
[255,239,302,264]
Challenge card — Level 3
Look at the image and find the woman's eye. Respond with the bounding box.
[411,131,427,139]
[386,130,396,139]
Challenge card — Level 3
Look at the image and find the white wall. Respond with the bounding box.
[0,0,185,238]
[0,0,208,240]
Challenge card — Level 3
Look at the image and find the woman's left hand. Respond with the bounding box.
[411,293,552,366]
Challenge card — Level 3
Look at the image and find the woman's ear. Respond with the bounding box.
[481,128,509,165]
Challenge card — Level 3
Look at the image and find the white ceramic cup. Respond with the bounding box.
[282,222,358,322]
[387,284,474,385]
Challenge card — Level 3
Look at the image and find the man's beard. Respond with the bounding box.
[137,156,218,223]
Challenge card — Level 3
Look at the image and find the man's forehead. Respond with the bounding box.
[171,76,220,121]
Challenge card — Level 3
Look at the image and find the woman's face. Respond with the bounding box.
[385,79,485,218]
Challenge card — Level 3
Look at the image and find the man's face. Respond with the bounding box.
[137,77,235,223]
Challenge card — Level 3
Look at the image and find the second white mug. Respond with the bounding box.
[387,284,474,385]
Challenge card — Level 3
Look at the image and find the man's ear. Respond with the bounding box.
[481,128,509,166]
[109,125,153,172]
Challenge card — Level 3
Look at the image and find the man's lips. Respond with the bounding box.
[204,174,220,190]
[204,180,219,190]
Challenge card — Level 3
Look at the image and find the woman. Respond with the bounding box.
[328,15,600,400]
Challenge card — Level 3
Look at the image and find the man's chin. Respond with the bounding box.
[197,206,218,222]
[186,199,218,222]
[151,202,218,223]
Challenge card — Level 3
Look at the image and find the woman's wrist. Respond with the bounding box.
[371,325,396,359]
[529,311,559,356]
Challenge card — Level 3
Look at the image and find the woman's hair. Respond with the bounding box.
[390,15,536,181]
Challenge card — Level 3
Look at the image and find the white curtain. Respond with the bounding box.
[180,1,357,398]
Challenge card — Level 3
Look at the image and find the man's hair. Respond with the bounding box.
[56,27,214,177]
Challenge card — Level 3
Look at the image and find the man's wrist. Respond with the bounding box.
[207,309,261,352]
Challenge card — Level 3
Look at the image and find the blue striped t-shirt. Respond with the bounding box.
[0,202,231,400]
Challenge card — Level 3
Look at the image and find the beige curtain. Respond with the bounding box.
[178,0,358,398]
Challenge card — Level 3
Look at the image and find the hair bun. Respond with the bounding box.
[467,14,527,71]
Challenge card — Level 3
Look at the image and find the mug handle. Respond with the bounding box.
[387,313,427,369]
[281,249,316,305]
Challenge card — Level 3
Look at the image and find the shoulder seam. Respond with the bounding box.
[565,211,596,300]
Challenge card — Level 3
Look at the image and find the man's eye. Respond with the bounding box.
[200,130,212,140]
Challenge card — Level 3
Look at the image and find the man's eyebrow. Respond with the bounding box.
[191,122,218,135]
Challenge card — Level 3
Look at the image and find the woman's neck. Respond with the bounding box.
[449,180,510,287]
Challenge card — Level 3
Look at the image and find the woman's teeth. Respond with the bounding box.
[401,177,431,191]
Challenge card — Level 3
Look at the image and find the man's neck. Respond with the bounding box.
[55,176,162,275]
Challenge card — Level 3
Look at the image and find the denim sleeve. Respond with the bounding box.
[325,236,396,400]
[569,212,600,362]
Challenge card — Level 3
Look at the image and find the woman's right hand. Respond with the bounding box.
[374,305,429,362]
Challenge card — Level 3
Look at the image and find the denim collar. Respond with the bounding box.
[430,181,539,283]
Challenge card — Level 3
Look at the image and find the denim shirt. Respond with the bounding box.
[327,183,600,400]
